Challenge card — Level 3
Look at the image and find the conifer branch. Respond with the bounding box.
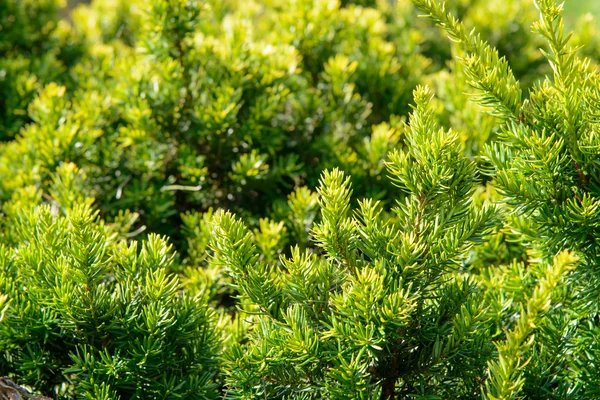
[483,251,577,400]
[412,0,523,122]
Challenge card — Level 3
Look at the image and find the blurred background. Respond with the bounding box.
[564,0,600,22]
[65,0,600,21]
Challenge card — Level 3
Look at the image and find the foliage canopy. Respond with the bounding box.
[1,0,600,398]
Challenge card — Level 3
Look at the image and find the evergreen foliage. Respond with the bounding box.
[0,194,220,398]
[0,0,82,139]
[211,85,498,398]
[1,0,600,398]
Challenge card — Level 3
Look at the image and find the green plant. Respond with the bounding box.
[0,175,220,398]
[2,0,600,398]
[0,0,81,139]
[210,86,499,398]
[413,0,600,396]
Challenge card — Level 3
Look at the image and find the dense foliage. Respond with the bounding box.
[1,0,600,398]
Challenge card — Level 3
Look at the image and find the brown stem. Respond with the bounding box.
[572,159,588,189]
[380,373,397,400]
[380,338,402,400]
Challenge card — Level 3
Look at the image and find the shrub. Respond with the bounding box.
[0,177,220,398]
[2,0,580,240]
[0,0,431,241]
[1,0,600,398]
[0,0,78,140]
[211,86,500,398]
[213,0,600,397]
